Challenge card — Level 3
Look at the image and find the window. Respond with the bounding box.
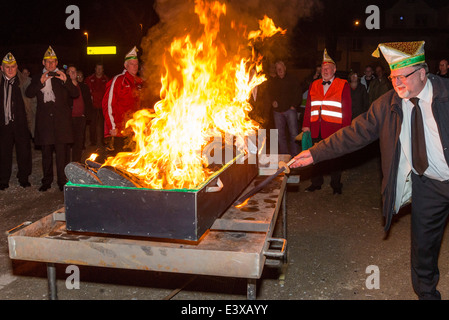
[352,38,363,52]
[415,14,428,27]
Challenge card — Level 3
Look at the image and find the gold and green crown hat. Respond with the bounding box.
[2,52,16,65]
[322,48,335,65]
[372,41,425,70]
[43,46,57,60]
[124,46,138,61]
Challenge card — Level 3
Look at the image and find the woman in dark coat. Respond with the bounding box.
[348,72,369,119]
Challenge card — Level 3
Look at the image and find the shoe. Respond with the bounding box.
[39,185,51,192]
[305,184,321,192]
[0,184,9,190]
[20,182,31,188]
[332,185,343,195]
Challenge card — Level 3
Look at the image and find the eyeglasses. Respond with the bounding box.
[388,68,421,82]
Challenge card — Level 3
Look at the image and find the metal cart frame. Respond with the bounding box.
[8,171,289,300]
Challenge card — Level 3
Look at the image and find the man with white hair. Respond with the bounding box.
[291,41,449,300]
[269,60,301,158]
[102,46,143,155]
[302,49,352,194]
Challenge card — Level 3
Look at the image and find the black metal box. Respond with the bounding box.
[64,155,258,241]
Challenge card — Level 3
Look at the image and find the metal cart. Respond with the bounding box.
[8,165,290,300]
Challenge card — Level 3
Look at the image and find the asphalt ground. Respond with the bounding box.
[1,142,449,310]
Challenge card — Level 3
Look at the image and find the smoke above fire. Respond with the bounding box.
[102,0,322,190]
[140,0,322,104]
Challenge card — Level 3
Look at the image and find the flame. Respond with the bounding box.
[88,153,98,161]
[103,0,286,190]
[248,15,287,42]
[235,197,250,209]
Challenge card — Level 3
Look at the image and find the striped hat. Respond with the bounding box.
[372,41,425,70]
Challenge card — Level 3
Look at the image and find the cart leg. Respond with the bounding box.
[247,279,257,300]
[282,189,288,264]
[47,263,58,300]
[282,189,287,239]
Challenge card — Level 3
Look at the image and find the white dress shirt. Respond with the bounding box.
[395,78,449,211]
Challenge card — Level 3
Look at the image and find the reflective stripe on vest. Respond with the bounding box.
[311,100,342,108]
[309,79,346,124]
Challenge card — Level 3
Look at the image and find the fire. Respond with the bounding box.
[88,153,99,161]
[248,15,287,41]
[103,0,286,190]
[235,197,250,209]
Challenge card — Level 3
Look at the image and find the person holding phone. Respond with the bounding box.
[25,46,79,191]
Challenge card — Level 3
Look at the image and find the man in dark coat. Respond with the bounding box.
[0,52,32,190]
[268,60,301,158]
[25,46,79,191]
[291,41,449,300]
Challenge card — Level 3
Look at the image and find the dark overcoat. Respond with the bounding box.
[309,74,449,231]
[25,75,79,145]
[0,76,29,133]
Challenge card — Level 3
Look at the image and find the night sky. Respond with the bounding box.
[1,0,159,75]
[2,0,158,45]
[1,0,447,76]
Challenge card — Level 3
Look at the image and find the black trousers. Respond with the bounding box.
[0,123,32,185]
[40,143,70,187]
[89,108,104,147]
[71,116,86,163]
[411,173,449,300]
[310,135,342,189]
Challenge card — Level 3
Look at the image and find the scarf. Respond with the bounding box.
[3,74,16,125]
[41,68,59,103]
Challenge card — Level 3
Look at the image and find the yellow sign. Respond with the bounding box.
[87,46,117,55]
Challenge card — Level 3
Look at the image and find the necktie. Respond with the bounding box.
[3,76,15,125]
[322,81,331,85]
[410,97,428,175]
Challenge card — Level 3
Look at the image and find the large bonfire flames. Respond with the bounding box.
[103,0,286,190]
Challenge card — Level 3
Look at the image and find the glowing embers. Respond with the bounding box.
[64,155,258,241]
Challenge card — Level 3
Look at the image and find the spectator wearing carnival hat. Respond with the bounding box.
[102,46,143,156]
[25,46,79,191]
[0,52,32,190]
[302,49,352,194]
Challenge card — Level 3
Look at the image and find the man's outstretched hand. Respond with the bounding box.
[290,150,314,168]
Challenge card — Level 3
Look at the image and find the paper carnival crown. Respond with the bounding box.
[372,41,425,70]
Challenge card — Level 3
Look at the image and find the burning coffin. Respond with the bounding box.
[64,154,257,241]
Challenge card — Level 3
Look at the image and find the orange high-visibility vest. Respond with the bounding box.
[309,78,346,124]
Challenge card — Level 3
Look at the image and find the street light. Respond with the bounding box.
[83,31,89,46]
[347,20,361,71]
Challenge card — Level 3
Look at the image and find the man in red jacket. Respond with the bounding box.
[85,63,108,148]
[102,46,143,155]
[302,49,352,194]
